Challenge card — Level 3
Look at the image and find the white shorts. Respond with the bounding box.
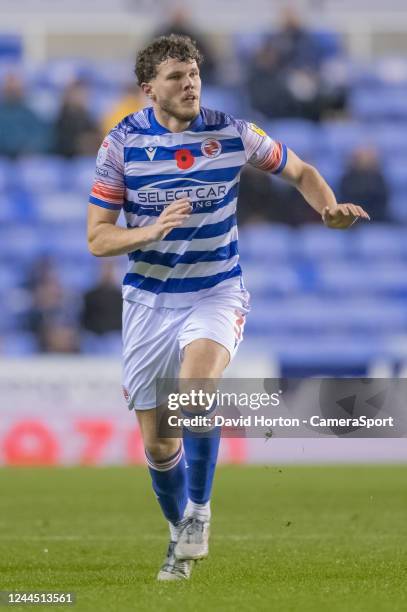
[122,292,250,410]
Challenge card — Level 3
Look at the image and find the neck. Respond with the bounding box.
[153,104,195,133]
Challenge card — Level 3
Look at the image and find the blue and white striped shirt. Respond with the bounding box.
[89,106,287,308]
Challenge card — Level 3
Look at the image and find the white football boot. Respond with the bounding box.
[174,517,210,561]
[157,541,193,581]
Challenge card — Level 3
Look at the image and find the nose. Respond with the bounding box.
[184,75,195,89]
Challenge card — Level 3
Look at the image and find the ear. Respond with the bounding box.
[141,82,155,100]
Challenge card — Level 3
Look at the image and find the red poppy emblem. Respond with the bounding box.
[175,149,194,169]
[201,138,222,158]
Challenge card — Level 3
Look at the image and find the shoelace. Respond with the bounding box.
[177,517,204,543]
[162,543,189,575]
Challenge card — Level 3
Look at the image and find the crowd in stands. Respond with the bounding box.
[0,7,404,360]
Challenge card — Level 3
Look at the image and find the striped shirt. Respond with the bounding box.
[89,106,287,308]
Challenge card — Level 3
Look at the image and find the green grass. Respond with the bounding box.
[0,466,406,611]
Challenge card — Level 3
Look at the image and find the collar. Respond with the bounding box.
[149,107,204,134]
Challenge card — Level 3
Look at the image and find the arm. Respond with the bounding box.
[236,119,370,229]
[88,128,191,257]
[87,198,192,257]
[280,148,370,229]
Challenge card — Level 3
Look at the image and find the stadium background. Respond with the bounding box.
[0,0,406,466]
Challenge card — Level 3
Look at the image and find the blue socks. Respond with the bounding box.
[146,444,187,525]
[146,418,221,532]
[183,427,221,504]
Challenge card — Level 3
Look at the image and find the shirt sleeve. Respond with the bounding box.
[89,128,125,210]
[234,119,288,174]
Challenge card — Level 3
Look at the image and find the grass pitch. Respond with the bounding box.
[0,465,406,612]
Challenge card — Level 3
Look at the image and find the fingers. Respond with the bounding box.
[162,198,192,214]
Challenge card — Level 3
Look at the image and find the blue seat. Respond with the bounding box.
[246,296,407,334]
[14,156,66,192]
[383,158,407,191]
[0,225,43,260]
[1,332,39,355]
[239,224,294,261]
[69,157,96,194]
[310,155,343,191]
[351,87,407,120]
[295,225,349,260]
[35,191,87,222]
[242,263,300,297]
[33,59,96,89]
[0,35,22,60]
[318,262,407,297]
[388,194,407,223]
[319,122,368,158]
[80,331,122,355]
[372,122,407,156]
[313,30,343,60]
[266,120,320,158]
[352,225,407,259]
[201,86,245,117]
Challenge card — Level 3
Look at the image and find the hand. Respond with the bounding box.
[145,198,192,242]
[322,203,370,229]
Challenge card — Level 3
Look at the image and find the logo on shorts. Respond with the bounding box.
[201,138,222,158]
[122,386,130,403]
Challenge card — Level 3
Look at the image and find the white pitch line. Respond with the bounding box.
[0,534,405,542]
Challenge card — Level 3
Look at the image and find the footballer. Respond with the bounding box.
[87,34,369,580]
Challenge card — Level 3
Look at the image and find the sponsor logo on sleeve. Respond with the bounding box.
[248,123,267,137]
[96,167,108,177]
[201,138,222,158]
[97,139,109,165]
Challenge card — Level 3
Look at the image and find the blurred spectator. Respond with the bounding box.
[0,73,50,157]
[81,261,122,335]
[238,165,319,226]
[24,256,80,353]
[247,8,347,121]
[54,80,100,157]
[339,147,389,222]
[272,7,320,71]
[154,7,217,83]
[101,84,146,134]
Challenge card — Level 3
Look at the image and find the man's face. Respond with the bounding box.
[145,58,201,122]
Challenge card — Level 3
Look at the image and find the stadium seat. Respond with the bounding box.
[80,331,122,355]
[295,225,350,260]
[318,263,407,297]
[36,192,87,222]
[319,122,369,158]
[201,86,245,117]
[0,225,43,261]
[352,225,407,259]
[34,59,96,90]
[0,332,39,355]
[14,156,67,192]
[0,35,22,60]
[350,86,407,120]
[242,263,300,296]
[388,194,407,223]
[266,120,320,158]
[372,122,407,156]
[69,157,96,194]
[239,224,294,261]
[246,296,407,334]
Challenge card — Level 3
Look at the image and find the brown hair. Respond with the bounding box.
[135,34,203,85]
